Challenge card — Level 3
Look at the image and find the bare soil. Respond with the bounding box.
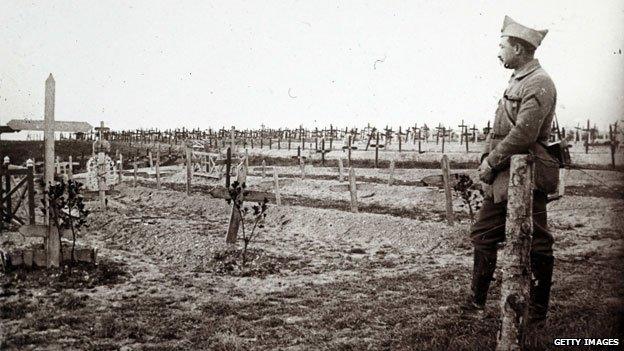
[1,159,623,350]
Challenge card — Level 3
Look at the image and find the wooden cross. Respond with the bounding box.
[422,124,430,141]
[574,123,582,143]
[461,127,472,153]
[435,124,444,144]
[470,124,479,143]
[7,74,92,268]
[483,120,492,136]
[365,127,377,151]
[457,120,467,144]
[609,123,619,168]
[582,119,592,154]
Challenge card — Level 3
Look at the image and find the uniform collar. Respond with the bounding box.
[511,59,541,80]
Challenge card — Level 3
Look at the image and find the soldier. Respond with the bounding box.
[463,16,560,324]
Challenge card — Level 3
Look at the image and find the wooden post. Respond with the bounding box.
[375,132,379,168]
[230,126,236,153]
[3,158,11,222]
[55,156,61,176]
[155,149,161,190]
[441,155,455,225]
[133,161,138,187]
[388,159,395,186]
[348,167,358,213]
[585,119,590,154]
[418,129,422,153]
[149,150,153,169]
[273,167,281,206]
[118,153,123,183]
[496,155,534,351]
[186,146,192,195]
[348,135,352,167]
[338,157,344,182]
[609,124,616,168]
[558,168,567,197]
[299,157,306,180]
[43,73,61,268]
[68,155,74,179]
[225,201,242,244]
[97,151,107,208]
[261,159,266,179]
[225,147,232,188]
[237,162,247,184]
[44,75,55,233]
[321,138,325,166]
[26,159,35,224]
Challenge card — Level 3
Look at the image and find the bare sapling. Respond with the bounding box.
[42,179,90,269]
[226,181,269,267]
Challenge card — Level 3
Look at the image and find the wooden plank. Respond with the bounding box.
[8,119,92,133]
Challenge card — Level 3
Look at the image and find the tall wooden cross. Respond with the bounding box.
[7,74,92,268]
[8,76,91,189]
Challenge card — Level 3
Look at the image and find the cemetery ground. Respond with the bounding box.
[1,142,623,350]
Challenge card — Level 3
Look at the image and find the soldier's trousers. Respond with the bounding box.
[470,191,553,256]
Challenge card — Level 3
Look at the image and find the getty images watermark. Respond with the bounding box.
[554,339,619,347]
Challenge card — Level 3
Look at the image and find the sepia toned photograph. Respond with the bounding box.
[1,1,623,350]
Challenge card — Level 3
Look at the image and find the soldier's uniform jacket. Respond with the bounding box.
[482,59,559,203]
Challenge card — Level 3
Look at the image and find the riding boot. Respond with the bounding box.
[463,248,497,313]
[529,253,554,322]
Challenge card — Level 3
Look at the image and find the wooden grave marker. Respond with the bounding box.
[7,74,92,267]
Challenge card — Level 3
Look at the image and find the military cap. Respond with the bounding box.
[501,15,548,48]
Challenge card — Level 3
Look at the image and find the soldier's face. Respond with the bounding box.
[498,37,518,69]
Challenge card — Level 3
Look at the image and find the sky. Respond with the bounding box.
[1,0,623,139]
